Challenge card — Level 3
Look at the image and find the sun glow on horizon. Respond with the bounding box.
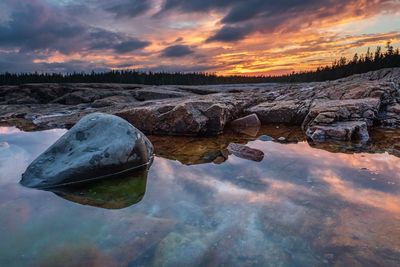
[0,0,399,75]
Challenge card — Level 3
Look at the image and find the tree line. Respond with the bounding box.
[1,42,399,85]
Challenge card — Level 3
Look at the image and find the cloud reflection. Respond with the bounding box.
[1,126,400,266]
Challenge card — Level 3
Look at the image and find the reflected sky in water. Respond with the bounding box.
[0,126,399,267]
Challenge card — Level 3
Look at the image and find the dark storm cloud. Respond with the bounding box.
[158,0,328,42]
[161,45,194,57]
[141,64,215,73]
[206,25,252,42]
[220,0,319,24]
[0,51,37,73]
[160,0,238,13]
[0,1,85,53]
[104,0,151,18]
[0,0,151,72]
[159,0,397,42]
[0,51,110,73]
[89,29,150,53]
[159,0,318,17]
[114,39,151,53]
[0,0,150,53]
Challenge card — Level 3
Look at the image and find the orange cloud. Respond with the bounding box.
[1,0,399,75]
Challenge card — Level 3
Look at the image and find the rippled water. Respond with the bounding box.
[0,126,400,267]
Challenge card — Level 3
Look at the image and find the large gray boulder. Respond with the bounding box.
[20,113,154,188]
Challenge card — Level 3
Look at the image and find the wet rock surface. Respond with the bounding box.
[227,143,265,162]
[1,68,400,141]
[20,113,154,188]
[230,114,261,130]
[306,121,370,142]
[229,114,261,137]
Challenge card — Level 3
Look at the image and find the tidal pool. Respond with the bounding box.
[0,126,399,267]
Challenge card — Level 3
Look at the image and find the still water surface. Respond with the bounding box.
[0,126,399,267]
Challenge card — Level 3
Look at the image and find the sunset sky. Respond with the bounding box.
[0,0,399,75]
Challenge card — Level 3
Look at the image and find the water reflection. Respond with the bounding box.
[1,126,400,266]
[50,169,148,209]
[150,125,304,165]
[310,128,400,157]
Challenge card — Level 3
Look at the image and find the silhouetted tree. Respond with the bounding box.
[1,43,399,85]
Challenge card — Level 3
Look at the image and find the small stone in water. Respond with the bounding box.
[213,156,226,164]
[258,135,274,142]
[227,143,264,162]
[278,137,286,141]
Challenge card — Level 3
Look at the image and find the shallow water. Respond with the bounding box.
[0,126,400,267]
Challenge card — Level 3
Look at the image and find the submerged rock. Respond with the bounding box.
[258,135,274,142]
[227,143,264,162]
[152,231,208,267]
[20,112,154,188]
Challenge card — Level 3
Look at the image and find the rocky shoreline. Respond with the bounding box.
[1,68,399,142]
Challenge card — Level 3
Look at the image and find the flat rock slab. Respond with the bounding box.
[133,88,191,101]
[20,113,154,188]
[246,100,311,125]
[1,68,400,141]
[115,93,258,136]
